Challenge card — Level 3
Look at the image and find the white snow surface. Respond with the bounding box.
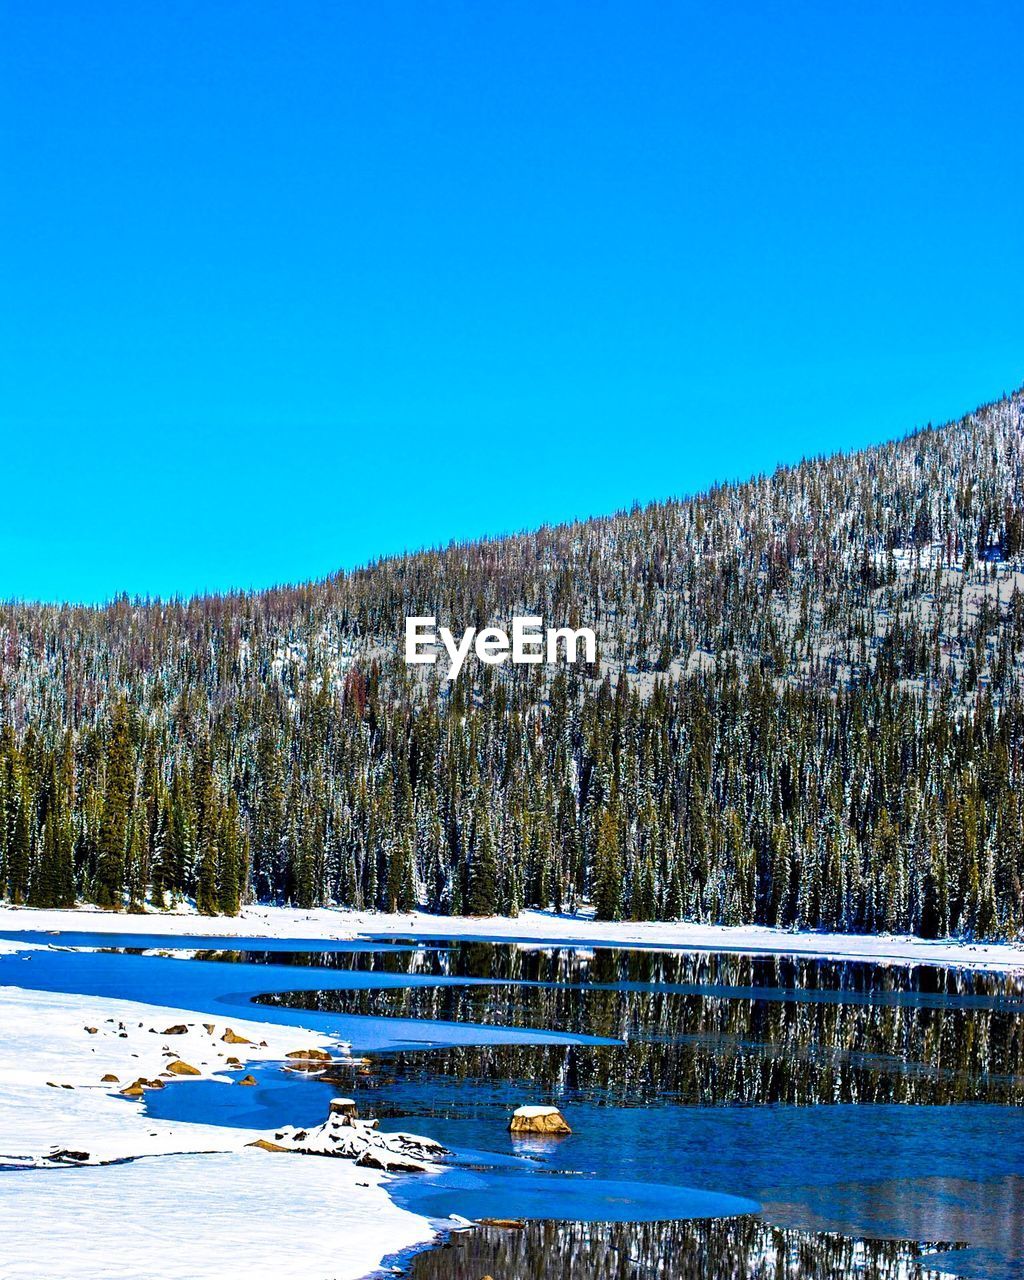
[0,1150,430,1280]
[1,902,1022,970]
[0,979,335,1166]
[0,950,436,1279]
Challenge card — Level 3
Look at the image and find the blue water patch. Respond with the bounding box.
[388,1167,760,1223]
[0,944,616,1051]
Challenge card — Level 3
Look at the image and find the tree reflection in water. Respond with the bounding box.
[250,943,1024,1107]
[405,1217,965,1280]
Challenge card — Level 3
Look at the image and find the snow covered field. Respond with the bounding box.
[1,902,1022,971]
[0,938,437,1280]
[0,1150,431,1280]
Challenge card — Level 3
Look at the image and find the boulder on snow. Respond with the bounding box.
[508,1105,571,1136]
[121,1076,163,1096]
[85,1027,98,1035]
[203,1023,216,1034]
[162,1025,189,1035]
[101,1073,119,1083]
[165,1060,201,1076]
[246,1138,291,1153]
[221,1028,253,1045]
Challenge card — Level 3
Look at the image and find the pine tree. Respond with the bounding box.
[468,803,497,916]
[95,705,134,910]
[6,778,32,905]
[217,795,243,916]
[594,807,623,921]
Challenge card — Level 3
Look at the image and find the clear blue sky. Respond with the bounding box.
[2,1,1022,604]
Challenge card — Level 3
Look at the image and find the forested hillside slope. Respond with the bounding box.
[3,389,1024,936]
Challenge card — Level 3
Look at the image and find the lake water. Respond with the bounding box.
[2,931,1022,1278]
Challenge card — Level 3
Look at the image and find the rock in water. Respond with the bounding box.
[237,1074,258,1086]
[284,1048,333,1069]
[508,1105,571,1135]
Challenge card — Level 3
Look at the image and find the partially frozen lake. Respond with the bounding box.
[2,932,1021,1278]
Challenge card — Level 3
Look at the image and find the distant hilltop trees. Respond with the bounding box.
[2,388,1024,936]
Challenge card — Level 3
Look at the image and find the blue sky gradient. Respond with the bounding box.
[2,1,1022,603]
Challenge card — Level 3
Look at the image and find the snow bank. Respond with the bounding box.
[0,982,437,1277]
[1,903,1021,971]
[0,1150,432,1280]
[0,985,335,1166]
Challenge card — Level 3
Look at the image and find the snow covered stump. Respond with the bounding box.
[508,1105,571,1136]
[259,1099,448,1173]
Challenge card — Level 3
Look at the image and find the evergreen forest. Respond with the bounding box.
[3,390,1024,936]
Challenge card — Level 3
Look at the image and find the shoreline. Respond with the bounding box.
[0,937,438,1280]
[1,902,1022,971]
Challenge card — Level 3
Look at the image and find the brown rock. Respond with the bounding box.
[221,1028,253,1045]
[165,1060,201,1076]
[121,1081,145,1097]
[285,1048,332,1062]
[85,1027,98,1035]
[246,1139,291,1152]
[162,1025,189,1035]
[237,1074,258,1086]
[508,1105,572,1136]
[203,1023,216,1034]
[226,1056,243,1067]
[101,1073,119,1083]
